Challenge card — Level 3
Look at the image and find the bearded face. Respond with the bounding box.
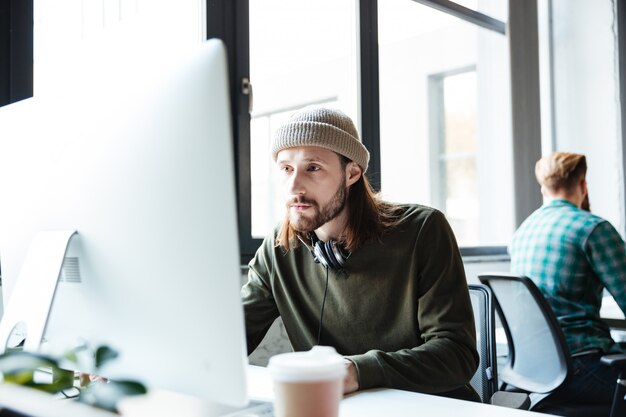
[287,177,347,232]
[277,147,352,234]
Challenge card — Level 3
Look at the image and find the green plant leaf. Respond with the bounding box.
[63,351,78,364]
[94,346,119,369]
[0,345,146,409]
[0,351,57,376]
[0,351,76,393]
[52,367,76,389]
[3,368,36,386]
[80,380,147,412]
[21,378,74,394]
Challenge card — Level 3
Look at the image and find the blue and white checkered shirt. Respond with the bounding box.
[510,199,626,355]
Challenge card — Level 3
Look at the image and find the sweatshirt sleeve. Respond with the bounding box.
[346,210,479,396]
[241,235,280,354]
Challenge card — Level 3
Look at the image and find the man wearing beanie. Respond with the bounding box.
[242,107,479,401]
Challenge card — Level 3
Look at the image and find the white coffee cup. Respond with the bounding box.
[267,346,347,417]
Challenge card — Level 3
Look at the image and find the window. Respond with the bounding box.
[248,0,359,239]
[5,1,573,264]
[378,0,512,247]
[429,68,479,244]
[232,0,515,262]
[33,0,205,97]
[448,0,506,21]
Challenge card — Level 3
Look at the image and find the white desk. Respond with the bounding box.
[601,296,626,342]
[245,365,554,417]
[0,365,556,417]
[601,295,625,320]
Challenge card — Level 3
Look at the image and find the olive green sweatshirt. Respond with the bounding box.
[242,204,479,401]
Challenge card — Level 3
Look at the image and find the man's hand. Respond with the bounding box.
[343,359,359,394]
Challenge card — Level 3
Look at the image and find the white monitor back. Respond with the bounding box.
[0,37,248,407]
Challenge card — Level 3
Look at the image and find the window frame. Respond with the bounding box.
[226,0,524,264]
[0,0,33,107]
[428,64,477,213]
[618,0,626,229]
[0,1,558,265]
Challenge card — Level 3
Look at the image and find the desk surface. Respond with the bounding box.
[601,296,626,330]
[0,365,556,417]
[245,366,553,417]
[601,296,625,320]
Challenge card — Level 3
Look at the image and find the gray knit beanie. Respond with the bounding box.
[271,107,370,172]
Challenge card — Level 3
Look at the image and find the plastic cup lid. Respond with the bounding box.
[267,346,347,382]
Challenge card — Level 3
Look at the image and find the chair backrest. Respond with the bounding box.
[468,284,498,403]
[478,273,572,394]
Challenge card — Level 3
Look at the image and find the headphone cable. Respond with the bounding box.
[316,265,330,346]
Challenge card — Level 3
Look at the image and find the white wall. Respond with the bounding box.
[546,0,624,235]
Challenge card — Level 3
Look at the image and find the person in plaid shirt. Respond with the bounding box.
[510,152,626,412]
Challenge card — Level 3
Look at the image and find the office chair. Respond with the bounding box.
[468,284,498,402]
[468,284,530,409]
[479,273,626,417]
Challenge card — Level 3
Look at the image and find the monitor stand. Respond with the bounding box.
[0,230,265,417]
[0,230,76,353]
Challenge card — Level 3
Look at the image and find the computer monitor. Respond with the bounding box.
[0,38,248,408]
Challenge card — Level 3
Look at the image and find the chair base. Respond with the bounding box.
[490,391,531,410]
[532,401,610,417]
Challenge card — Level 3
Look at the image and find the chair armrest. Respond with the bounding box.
[600,353,626,373]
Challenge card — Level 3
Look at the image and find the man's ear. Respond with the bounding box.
[345,162,362,187]
[581,178,587,196]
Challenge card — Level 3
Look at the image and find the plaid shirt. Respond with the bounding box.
[510,199,626,355]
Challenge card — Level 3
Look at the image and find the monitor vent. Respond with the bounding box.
[60,257,82,283]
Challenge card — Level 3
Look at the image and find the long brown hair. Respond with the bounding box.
[275,155,402,252]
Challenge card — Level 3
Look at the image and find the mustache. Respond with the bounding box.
[288,196,317,206]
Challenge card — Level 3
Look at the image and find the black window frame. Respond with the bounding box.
[213,0,515,265]
[0,0,33,107]
[7,1,616,266]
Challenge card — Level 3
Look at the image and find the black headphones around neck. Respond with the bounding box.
[301,233,350,270]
